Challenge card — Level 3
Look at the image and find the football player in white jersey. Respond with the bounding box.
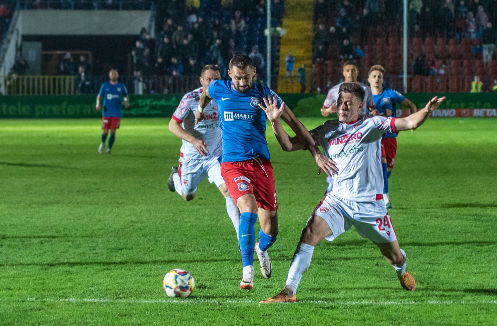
[321,60,376,117]
[168,65,240,240]
[259,82,445,303]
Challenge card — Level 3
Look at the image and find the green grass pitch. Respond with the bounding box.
[0,117,496,325]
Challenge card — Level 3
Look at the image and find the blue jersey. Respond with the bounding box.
[208,80,283,163]
[98,82,128,118]
[373,88,405,139]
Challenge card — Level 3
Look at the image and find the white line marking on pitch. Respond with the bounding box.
[2,298,497,305]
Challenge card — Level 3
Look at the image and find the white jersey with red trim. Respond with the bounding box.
[309,116,397,202]
[171,87,221,160]
[323,82,375,116]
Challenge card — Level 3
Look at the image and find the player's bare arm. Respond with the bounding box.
[321,103,337,117]
[96,95,102,111]
[169,118,209,156]
[394,96,446,131]
[402,98,417,114]
[276,99,338,176]
[259,95,306,152]
[195,87,212,124]
[124,96,130,109]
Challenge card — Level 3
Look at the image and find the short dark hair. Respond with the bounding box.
[342,60,358,70]
[339,82,365,101]
[229,54,253,70]
[109,68,118,73]
[201,64,221,77]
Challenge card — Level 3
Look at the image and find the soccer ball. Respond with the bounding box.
[163,269,195,298]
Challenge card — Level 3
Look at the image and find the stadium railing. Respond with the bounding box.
[1,75,76,95]
[17,0,154,10]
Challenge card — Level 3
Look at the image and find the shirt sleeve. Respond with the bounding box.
[371,116,398,134]
[122,84,129,97]
[308,125,321,147]
[268,88,283,108]
[365,86,375,110]
[208,80,220,101]
[98,84,105,97]
[390,89,405,103]
[323,88,336,108]
[171,94,193,123]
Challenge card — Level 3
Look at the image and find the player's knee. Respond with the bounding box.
[300,225,319,246]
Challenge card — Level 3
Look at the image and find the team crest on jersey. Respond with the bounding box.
[319,207,329,213]
[237,182,250,191]
[117,87,121,92]
[178,101,185,109]
[250,97,261,108]
[383,98,391,105]
[234,176,250,183]
[183,179,188,185]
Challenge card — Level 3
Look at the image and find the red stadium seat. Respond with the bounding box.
[464,76,474,92]
[448,38,459,46]
[463,65,474,76]
[476,66,486,76]
[427,75,437,93]
[472,38,482,46]
[449,76,462,92]
[439,75,448,92]
[412,75,425,93]
[449,44,461,59]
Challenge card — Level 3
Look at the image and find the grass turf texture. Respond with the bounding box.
[0,117,496,325]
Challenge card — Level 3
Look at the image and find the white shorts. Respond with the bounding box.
[313,193,397,243]
[178,156,225,195]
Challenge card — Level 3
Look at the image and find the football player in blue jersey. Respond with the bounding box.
[196,54,337,290]
[96,68,129,154]
[368,65,418,209]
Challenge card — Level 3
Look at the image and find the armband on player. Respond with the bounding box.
[197,106,205,113]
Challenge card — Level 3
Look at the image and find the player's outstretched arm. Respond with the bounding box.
[169,119,209,156]
[395,96,446,132]
[280,102,338,176]
[321,103,337,117]
[259,95,305,152]
[195,87,212,124]
[96,95,102,111]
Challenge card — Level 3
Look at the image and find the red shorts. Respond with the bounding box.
[381,137,397,169]
[221,158,278,211]
[102,117,121,130]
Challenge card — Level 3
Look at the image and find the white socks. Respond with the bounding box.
[284,243,315,297]
[225,196,240,239]
[173,173,182,196]
[383,193,390,204]
[393,248,407,276]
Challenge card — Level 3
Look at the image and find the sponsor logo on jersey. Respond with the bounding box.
[224,111,255,121]
[234,176,251,183]
[106,94,121,100]
[328,146,365,159]
[221,97,231,101]
[383,97,391,105]
[329,132,363,146]
[250,97,261,108]
[204,112,218,121]
[237,182,250,191]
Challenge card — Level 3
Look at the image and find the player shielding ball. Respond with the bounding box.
[196,55,337,290]
[368,65,418,209]
[96,68,129,154]
[259,82,445,303]
[168,65,240,240]
[321,60,375,117]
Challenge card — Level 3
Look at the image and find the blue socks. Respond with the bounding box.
[387,171,392,179]
[101,133,108,143]
[108,134,115,149]
[382,163,389,194]
[239,212,257,267]
[258,229,277,252]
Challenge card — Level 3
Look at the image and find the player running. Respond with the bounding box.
[167,65,240,241]
[96,68,129,154]
[321,60,375,117]
[259,82,445,303]
[196,55,337,290]
[368,65,418,209]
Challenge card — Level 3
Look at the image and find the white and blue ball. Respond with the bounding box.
[163,269,195,298]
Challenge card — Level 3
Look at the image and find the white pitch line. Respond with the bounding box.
[1,298,497,305]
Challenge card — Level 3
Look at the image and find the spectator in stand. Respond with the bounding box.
[476,5,489,37]
[75,65,92,95]
[446,0,455,16]
[467,11,477,38]
[482,22,496,62]
[249,45,265,81]
[426,53,437,75]
[455,0,469,38]
[340,39,354,60]
[420,6,436,39]
[217,57,228,79]
[353,44,364,59]
[313,23,329,49]
[314,0,328,21]
[157,36,173,66]
[154,56,169,75]
[336,8,352,33]
[328,26,340,47]
[385,0,402,25]
[230,10,246,36]
[414,53,427,75]
[179,37,198,69]
[0,4,11,16]
[313,44,327,62]
[172,25,186,50]
[492,78,497,91]
[183,57,200,76]
[359,8,375,43]
[132,40,145,75]
[471,75,483,92]
[79,54,91,76]
[207,38,224,65]
[61,53,77,76]
[298,64,306,93]
[439,2,454,38]
[341,0,354,16]
[285,50,295,77]
[365,0,382,18]
[411,0,423,15]
[167,0,185,25]
[160,18,176,40]
[170,57,183,76]
[467,0,483,16]
[191,21,206,54]
[272,0,285,26]
[408,2,420,37]
[142,47,152,76]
